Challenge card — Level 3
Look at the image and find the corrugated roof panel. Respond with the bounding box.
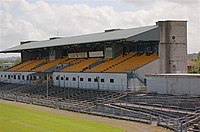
[1,25,158,53]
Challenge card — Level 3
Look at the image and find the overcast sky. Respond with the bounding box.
[0,0,199,57]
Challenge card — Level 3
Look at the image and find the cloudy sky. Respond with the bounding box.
[0,0,199,57]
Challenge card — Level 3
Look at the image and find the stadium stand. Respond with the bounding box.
[0,21,192,131]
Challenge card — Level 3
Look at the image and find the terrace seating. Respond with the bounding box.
[3,83,122,110]
[61,58,101,72]
[61,59,85,72]
[10,58,47,72]
[33,56,68,72]
[0,82,9,87]
[105,52,158,72]
[0,83,25,92]
[7,60,34,71]
[87,52,134,72]
[19,58,48,71]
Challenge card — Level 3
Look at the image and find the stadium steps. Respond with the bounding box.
[90,104,152,123]
[0,83,24,93]
[0,82,10,87]
[111,103,182,119]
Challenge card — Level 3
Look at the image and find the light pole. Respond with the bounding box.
[46,74,48,98]
[77,76,79,89]
[64,76,65,88]
[58,75,60,87]
[96,76,100,90]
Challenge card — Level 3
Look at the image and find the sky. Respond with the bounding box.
[0,0,200,58]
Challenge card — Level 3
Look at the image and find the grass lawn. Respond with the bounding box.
[0,103,123,132]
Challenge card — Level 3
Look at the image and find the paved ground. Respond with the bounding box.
[0,99,172,132]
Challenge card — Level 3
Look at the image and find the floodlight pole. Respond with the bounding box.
[78,76,79,89]
[97,76,100,90]
[46,73,48,98]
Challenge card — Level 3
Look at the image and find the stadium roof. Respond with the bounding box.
[0,25,159,53]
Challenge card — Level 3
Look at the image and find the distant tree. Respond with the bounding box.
[192,52,200,73]
[15,58,21,65]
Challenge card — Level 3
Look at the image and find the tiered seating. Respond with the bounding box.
[7,60,34,71]
[61,59,85,72]
[61,58,101,72]
[4,84,122,110]
[0,83,24,92]
[33,56,68,72]
[17,58,47,71]
[105,52,157,72]
[86,53,134,72]
[0,82,9,87]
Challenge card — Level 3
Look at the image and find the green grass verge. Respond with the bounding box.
[0,103,123,132]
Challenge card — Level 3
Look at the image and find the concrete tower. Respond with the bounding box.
[157,20,187,73]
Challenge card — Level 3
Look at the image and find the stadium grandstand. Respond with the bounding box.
[1,20,199,131]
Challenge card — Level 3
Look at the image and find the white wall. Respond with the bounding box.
[0,71,35,84]
[146,75,200,96]
[53,72,127,91]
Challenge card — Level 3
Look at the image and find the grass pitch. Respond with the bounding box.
[0,103,123,132]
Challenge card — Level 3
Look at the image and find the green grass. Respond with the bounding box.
[0,103,123,132]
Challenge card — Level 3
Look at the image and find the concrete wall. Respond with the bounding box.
[53,72,127,91]
[0,71,35,84]
[157,21,187,73]
[146,74,200,96]
[135,58,160,77]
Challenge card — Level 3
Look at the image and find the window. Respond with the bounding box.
[66,77,69,81]
[80,78,83,81]
[110,79,114,83]
[56,77,59,80]
[61,77,64,80]
[14,75,16,79]
[88,78,91,82]
[34,76,36,80]
[5,75,7,78]
[22,75,25,80]
[1,75,2,77]
[18,75,20,80]
[101,78,104,83]
[73,77,76,81]
[94,78,98,82]
[8,75,10,79]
